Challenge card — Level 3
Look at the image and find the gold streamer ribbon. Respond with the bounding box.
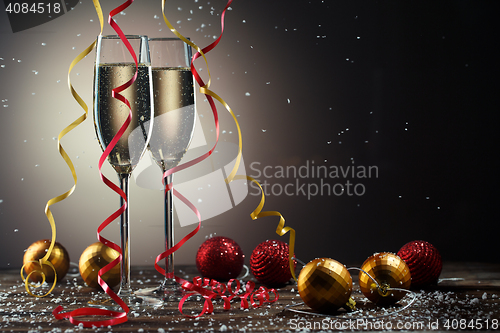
[55,1,139,327]
[20,0,104,297]
[236,176,297,281]
[161,0,297,282]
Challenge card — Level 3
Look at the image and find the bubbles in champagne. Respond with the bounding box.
[149,67,195,171]
[94,63,153,174]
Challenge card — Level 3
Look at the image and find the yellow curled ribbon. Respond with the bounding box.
[20,0,104,297]
[161,0,297,282]
[235,176,297,282]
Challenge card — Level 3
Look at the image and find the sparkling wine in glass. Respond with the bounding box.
[92,35,154,307]
[136,37,196,302]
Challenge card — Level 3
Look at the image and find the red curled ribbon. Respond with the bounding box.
[176,276,278,318]
[156,0,295,318]
[153,0,233,289]
[53,0,137,328]
[154,187,202,279]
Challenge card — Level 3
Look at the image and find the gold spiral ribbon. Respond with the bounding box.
[161,0,297,282]
[20,0,104,297]
[236,176,297,282]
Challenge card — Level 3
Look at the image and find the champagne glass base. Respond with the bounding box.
[88,292,162,310]
[135,280,201,303]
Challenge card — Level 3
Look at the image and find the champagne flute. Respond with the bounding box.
[136,37,196,302]
[93,35,154,307]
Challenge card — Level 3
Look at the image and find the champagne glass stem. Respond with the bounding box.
[118,173,132,296]
[163,173,175,286]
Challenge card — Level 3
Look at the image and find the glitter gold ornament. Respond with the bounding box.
[79,242,120,289]
[23,239,70,283]
[298,258,353,313]
[358,252,411,305]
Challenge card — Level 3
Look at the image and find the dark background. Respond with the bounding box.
[0,0,498,269]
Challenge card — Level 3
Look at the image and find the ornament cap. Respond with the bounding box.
[377,282,391,297]
[344,297,356,311]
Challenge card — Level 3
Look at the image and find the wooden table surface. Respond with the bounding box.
[1,262,499,332]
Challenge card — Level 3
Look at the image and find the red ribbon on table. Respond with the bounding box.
[53,0,137,327]
[176,276,278,318]
[153,188,280,318]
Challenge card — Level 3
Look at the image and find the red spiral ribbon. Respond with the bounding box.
[159,0,297,287]
[154,187,202,279]
[53,0,136,328]
[156,1,287,319]
[153,0,232,290]
[157,0,234,181]
[175,276,278,318]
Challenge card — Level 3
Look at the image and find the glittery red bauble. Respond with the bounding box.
[250,239,296,286]
[397,240,442,288]
[196,236,244,281]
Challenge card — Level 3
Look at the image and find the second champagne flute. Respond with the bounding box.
[136,37,196,302]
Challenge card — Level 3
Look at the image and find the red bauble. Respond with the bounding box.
[196,236,244,281]
[397,240,442,288]
[250,239,296,287]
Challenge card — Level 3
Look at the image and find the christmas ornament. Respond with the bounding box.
[358,252,411,305]
[397,240,442,288]
[196,236,244,281]
[298,258,353,313]
[79,242,120,289]
[23,239,70,283]
[250,239,296,286]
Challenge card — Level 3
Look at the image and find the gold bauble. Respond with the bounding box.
[359,252,411,305]
[79,242,120,289]
[298,258,353,313]
[23,239,70,283]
